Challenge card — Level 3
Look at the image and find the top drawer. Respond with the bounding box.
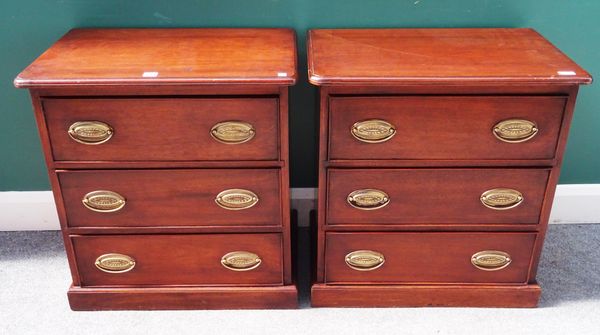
[43,98,279,161]
[329,96,566,161]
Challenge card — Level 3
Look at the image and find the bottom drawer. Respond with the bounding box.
[325,232,536,284]
[72,233,283,286]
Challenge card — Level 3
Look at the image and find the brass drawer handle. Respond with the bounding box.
[351,119,396,143]
[221,251,262,271]
[68,121,114,145]
[215,189,259,210]
[347,189,390,210]
[345,250,385,271]
[471,250,512,271]
[95,253,136,273]
[480,188,523,210]
[82,190,126,213]
[210,121,256,144]
[493,119,538,143]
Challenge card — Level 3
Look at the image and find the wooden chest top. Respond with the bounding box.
[307,28,591,86]
[15,28,297,88]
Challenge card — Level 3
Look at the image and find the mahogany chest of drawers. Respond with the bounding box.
[15,28,298,310]
[308,28,591,307]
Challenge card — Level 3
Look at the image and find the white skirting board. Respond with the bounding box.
[0,185,599,231]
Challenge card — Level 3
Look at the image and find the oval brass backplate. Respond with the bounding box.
[351,119,396,143]
[493,119,538,143]
[210,121,256,144]
[82,190,126,213]
[471,250,512,271]
[95,253,136,273]
[68,121,114,145]
[215,189,259,210]
[221,251,262,271]
[345,250,385,271]
[347,189,390,210]
[480,188,523,210]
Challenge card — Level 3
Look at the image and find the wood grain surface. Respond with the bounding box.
[59,169,282,228]
[311,283,541,308]
[16,28,297,87]
[309,28,589,307]
[327,168,549,225]
[325,232,536,284]
[329,96,566,160]
[68,285,298,310]
[71,233,283,286]
[308,28,592,85]
[43,97,280,161]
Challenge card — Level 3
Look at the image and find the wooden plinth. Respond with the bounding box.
[311,283,541,308]
[68,284,298,310]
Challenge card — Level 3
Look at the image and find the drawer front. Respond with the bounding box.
[325,232,536,284]
[329,96,566,160]
[59,169,281,227]
[43,98,279,161]
[72,233,283,286]
[327,168,548,225]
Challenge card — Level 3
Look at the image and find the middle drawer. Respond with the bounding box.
[327,168,549,225]
[59,169,282,228]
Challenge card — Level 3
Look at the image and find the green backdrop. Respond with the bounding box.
[1,0,597,190]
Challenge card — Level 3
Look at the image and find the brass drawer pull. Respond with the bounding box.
[480,188,523,210]
[471,250,512,271]
[215,189,259,210]
[493,119,538,143]
[221,251,262,271]
[351,119,396,143]
[347,189,390,210]
[345,250,385,271]
[82,190,126,213]
[95,253,136,273]
[68,121,114,145]
[210,121,256,144]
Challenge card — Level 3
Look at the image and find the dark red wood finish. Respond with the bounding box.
[43,98,280,161]
[68,286,298,310]
[325,232,536,284]
[15,28,298,310]
[327,168,549,225]
[329,96,566,160]
[309,28,591,308]
[15,28,297,87]
[308,28,591,86]
[311,284,541,308]
[59,169,281,228]
[72,233,283,286]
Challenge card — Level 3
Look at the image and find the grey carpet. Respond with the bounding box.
[1,225,599,334]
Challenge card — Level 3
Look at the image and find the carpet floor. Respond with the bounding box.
[1,224,599,334]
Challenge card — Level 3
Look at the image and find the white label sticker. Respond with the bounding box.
[142,71,159,78]
[277,72,288,77]
[557,71,576,76]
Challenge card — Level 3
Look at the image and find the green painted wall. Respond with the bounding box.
[1,1,598,190]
